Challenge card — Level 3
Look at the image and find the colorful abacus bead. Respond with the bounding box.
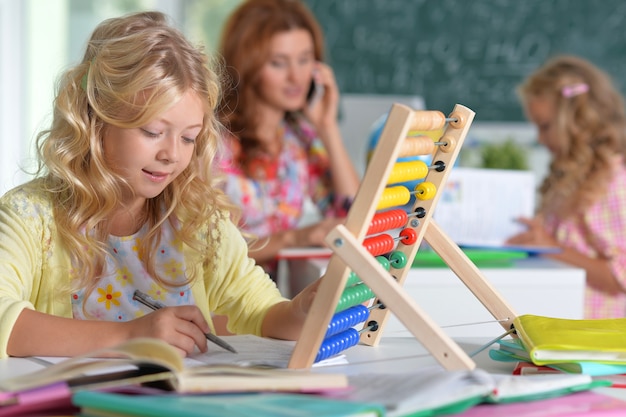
[324,304,370,339]
[367,209,409,235]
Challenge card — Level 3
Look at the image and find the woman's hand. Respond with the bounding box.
[293,217,344,247]
[302,62,360,202]
[123,306,210,356]
[304,62,340,132]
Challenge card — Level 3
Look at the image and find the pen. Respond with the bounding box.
[132,289,238,354]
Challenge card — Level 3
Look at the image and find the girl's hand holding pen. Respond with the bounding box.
[131,290,238,355]
[124,304,210,357]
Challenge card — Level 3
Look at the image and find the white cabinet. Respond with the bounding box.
[279,257,585,338]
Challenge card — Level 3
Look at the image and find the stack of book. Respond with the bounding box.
[490,314,626,384]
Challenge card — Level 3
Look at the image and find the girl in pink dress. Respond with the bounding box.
[507,55,626,318]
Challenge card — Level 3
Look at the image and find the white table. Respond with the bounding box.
[279,256,586,338]
[0,337,574,380]
[0,356,44,379]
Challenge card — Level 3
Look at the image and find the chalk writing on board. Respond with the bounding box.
[306,0,626,121]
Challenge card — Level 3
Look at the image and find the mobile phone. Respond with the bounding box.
[307,79,324,107]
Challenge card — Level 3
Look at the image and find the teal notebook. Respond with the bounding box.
[73,391,385,417]
[490,338,626,376]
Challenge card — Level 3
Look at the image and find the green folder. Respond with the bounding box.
[412,249,527,268]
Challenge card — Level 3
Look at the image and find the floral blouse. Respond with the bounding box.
[218,116,349,277]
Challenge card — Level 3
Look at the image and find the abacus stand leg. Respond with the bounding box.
[424,220,517,332]
[325,224,476,371]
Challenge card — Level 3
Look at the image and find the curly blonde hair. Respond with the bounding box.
[518,55,626,218]
[35,11,239,292]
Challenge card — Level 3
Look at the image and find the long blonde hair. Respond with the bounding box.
[518,55,626,218]
[35,11,238,292]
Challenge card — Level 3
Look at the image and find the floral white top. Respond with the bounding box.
[72,220,195,321]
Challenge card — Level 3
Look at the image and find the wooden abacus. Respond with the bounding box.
[287,103,518,370]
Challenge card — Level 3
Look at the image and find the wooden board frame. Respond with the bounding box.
[287,103,518,370]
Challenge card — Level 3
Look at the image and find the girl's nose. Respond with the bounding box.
[157,136,178,163]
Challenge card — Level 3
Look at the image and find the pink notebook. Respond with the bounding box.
[453,391,626,417]
[0,382,74,417]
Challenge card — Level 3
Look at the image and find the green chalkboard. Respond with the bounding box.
[305,0,626,121]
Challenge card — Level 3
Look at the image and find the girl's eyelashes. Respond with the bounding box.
[140,128,196,144]
[140,128,160,138]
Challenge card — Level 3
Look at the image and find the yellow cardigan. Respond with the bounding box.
[0,182,287,358]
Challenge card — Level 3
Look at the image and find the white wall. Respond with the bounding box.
[0,0,26,194]
[0,1,190,196]
[0,0,70,195]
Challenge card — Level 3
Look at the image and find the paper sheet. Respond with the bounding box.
[433,168,535,247]
[187,335,347,368]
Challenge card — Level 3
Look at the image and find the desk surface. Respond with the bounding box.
[0,337,541,379]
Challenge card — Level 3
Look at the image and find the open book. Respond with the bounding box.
[0,337,348,394]
[432,167,560,253]
[331,366,607,417]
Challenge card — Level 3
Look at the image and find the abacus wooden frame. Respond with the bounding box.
[287,103,518,370]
